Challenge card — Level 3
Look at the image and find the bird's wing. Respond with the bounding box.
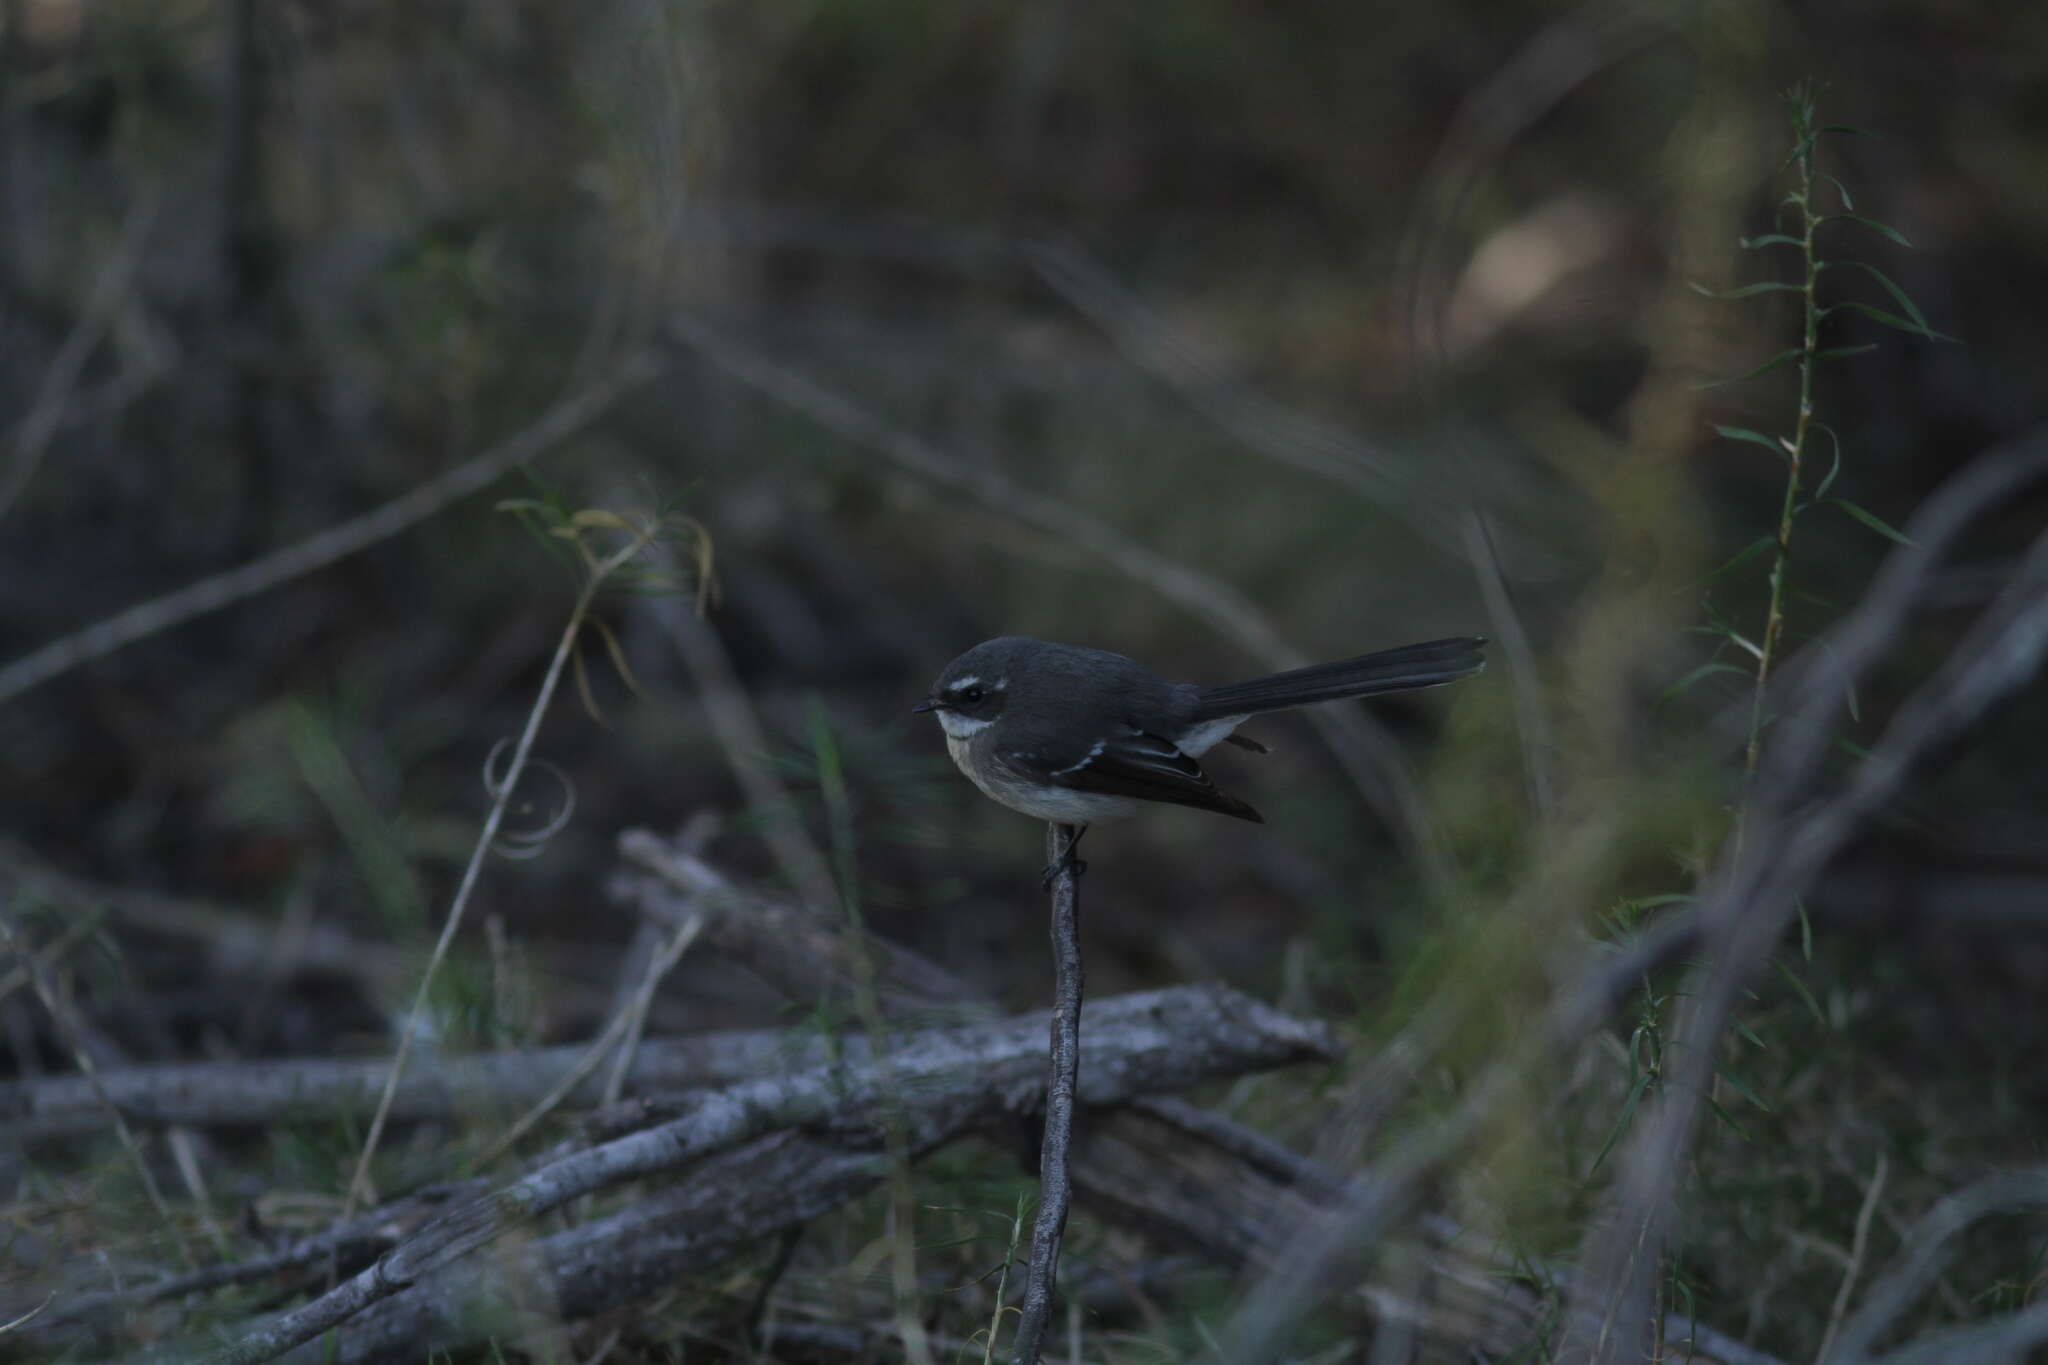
[1011,727,1263,823]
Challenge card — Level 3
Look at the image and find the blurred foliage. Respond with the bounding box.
[3,0,2047,1359]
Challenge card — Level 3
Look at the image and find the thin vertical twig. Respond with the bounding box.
[471,911,704,1171]
[0,908,197,1270]
[1011,822,1085,1365]
[1816,1151,1888,1364]
[810,704,936,1365]
[1740,87,1825,820]
[340,519,662,1220]
[0,189,158,525]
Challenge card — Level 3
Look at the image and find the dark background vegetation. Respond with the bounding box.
[3,0,2045,1360]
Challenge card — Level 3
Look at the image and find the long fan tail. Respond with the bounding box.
[1193,636,1486,720]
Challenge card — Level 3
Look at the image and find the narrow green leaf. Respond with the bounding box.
[1589,1072,1656,1176]
[1805,636,1863,722]
[1658,661,1752,704]
[1821,173,1855,211]
[1815,343,1880,360]
[1810,423,1844,499]
[1704,1094,1750,1142]
[1691,279,1804,300]
[1739,233,1804,250]
[1797,897,1813,962]
[1681,535,1776,595]
[1829,498,1916,546]
[1701,622,1765,659]
[1713,425,1792,457]
[1820,213,1913,247]
[501,502,582,576]
[1716,1067,1772,1113]
[1826,260,1937,331]
[1773,957,1827,1026]
[589,615,646,699]
[1836,736,1874,760]
[571,637,611,728]
[1826,299,1958,343]
[1702,348,1803,389]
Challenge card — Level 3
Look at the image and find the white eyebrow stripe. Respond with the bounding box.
[948,675,979,691]
[1050,738,1107,777]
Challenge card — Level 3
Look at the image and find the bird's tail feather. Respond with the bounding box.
[1193,637,1485,720]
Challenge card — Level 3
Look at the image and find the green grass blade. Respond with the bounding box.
[1828,498,1916,546]
[1820,213,1913,247]
[1715,1066,1772,1114]
[1703,347,1804,388]
[1691,280,1804,299]
[1589,1071,1656,1176]
[1829,299,1957,343]
[1826,260,1943,334]
[1773,957,1827,1026]
[1810,423,1844,498]
[1713,425,1792,457]
[1658,661,1752,704]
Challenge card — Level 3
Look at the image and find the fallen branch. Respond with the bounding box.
[22,1181,485,1343]
[199,985,1336,1364]
[0,1022,840,1143]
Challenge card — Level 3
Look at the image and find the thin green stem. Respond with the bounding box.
[340,521,658,1223]
[809,702,937,1365]
[1739,93,1823,840]
[0,909,199,1272]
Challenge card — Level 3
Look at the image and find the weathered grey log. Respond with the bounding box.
[193,984,1336,1365]
[0,1025,852,1143]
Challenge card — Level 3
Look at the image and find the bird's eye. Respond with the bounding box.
[962,685,985,704]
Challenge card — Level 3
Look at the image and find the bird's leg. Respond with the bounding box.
[1039,824,1088,890]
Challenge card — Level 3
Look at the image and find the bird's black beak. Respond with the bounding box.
[912,697,942,714]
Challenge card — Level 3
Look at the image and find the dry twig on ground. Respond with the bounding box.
[193,984,1335,1364]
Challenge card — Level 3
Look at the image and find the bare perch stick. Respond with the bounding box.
[1012,823,1085,1364]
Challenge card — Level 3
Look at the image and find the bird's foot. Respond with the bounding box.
[1039,826,1088,891]
[1039,854,1087,891]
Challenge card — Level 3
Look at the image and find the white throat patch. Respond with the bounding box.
[936,710,993,740]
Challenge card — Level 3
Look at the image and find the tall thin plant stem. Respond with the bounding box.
[1740,93,1824,810]
[1010,822,1085,1364]
[340,520,659,1221]
[810,703,937,1365]
[0,908,198,1271]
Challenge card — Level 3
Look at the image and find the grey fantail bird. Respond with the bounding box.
[914,635,1486,829]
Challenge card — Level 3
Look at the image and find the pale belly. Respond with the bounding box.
[946,733,1139,824]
